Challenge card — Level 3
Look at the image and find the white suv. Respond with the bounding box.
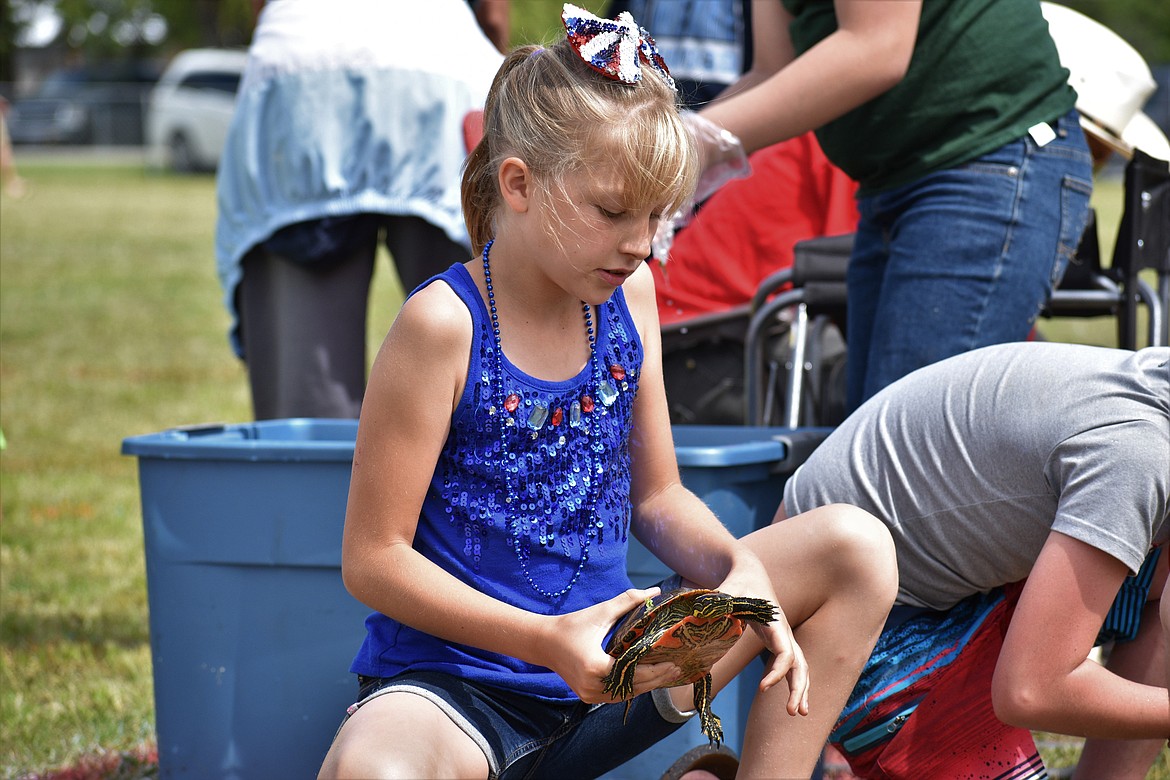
[146,48,248,172]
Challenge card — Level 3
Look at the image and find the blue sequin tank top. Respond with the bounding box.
[350,263,642,702]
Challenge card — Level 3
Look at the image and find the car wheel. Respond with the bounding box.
[168,133,198,173]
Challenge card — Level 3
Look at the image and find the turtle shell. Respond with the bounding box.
[601,578,778,746]
[605,582,776,688]
[606,588,740,686]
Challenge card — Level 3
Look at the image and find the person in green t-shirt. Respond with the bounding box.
[695,0,1094,412]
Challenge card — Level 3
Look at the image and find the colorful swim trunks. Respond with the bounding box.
[829,548,1161,779]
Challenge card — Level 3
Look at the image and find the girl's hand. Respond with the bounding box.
[540,587,682,704]
[751,603,810,716]
[717,566,810,717]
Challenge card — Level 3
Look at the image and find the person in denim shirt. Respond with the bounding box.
[606,0,751,109]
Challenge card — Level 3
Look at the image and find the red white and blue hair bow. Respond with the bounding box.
[561,3,676,92]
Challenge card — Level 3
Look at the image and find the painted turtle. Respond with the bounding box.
[602,576,778,745]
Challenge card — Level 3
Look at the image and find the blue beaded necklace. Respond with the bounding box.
[481,239,606,600]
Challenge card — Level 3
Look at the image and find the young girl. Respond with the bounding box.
[318,6,897,779]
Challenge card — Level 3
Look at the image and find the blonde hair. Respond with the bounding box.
[461,39,699,255]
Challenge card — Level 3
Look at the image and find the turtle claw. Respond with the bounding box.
[602,656,638,700]
[693,673,724,746]
[730,597,778,625]
[700,709,724,747]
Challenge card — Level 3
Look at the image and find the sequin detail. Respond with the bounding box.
[432,245,643,607]
[598,379,618,407]
[483,240,609,600]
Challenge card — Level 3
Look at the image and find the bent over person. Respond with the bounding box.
[781,341,1170,779]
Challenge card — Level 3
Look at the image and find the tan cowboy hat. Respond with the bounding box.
[1041,1,1170,161]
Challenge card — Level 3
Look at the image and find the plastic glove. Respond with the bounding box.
[652,111,751,263]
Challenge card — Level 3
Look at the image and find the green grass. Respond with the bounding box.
[1,165,231,777]
[0,162,402,778]
[1,163,1166,778]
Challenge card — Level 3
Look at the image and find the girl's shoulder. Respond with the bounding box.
[622,261,656,302]
[378,267,476,380]
[395,274,476,352]
[367,273,476,415]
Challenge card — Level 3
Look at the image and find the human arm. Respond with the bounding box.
[621,264,809,714]
[991,532,1170,740]
[651,0,917,260]
[1165,568,1170,707]
[340,281,678,703]
[700,0,921,156]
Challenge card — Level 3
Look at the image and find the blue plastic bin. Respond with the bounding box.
[123,420,828,779]
[122,419,367,779]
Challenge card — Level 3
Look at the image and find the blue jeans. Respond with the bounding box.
[846,109,1094,409]
[344,671,689,779]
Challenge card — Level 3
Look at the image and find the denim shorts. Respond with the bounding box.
[341,670,692,780]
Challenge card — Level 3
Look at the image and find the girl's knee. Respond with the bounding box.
[816,504,898,595]
[318,708,486,780]
[758,502,898,600]
[814,502,893,551]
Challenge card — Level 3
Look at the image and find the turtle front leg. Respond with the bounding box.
[602,645,647,701]
[692,673,724,746]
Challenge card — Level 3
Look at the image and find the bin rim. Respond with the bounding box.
[122,420,826,467]
[673,425,791,468]
[121,418,359,462]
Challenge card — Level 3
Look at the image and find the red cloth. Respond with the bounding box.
[836,584,1045,780]
[653,132,858,325]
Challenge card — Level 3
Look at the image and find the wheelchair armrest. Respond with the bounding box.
[750,268,794,314]
[791,234,855,286]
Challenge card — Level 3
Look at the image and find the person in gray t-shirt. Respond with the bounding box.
[782,341,1169,779]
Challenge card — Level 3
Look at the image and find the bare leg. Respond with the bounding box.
[1165,572,1170,718]
[706,503,897,779]
[318,691,490,780]
[1164,572,1170,751]
[1075,554,1170,780]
